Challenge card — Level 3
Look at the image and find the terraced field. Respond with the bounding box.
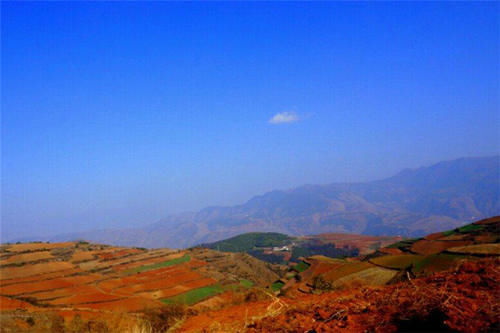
[0,241,278,331]
[275,216,500,296]
[1,216,498,331]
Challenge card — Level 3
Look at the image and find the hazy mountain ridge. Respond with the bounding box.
[20,156,500,248]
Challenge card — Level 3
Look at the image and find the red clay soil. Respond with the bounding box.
[32,285,100,301]
[247,259,500,333]
[4,242,75,253]
[1,278,76,295]
[0,268,82,287]
[78,296,161,312]
[97,248,143,261]
[179,300,273,332]
[0,261,75,280]
[1,274,103,296]
[473,216,500,225]
[378,247,404,255]
[179,259,499,333]
[150,277,216,299]
[411,239,473,255]
[424,231,446,240]
[0,251,54,265]
[50,291,122,306]
[310,261,342,276]
[0,296,37,310]
[474,234,499,243]
[115,271,203,294]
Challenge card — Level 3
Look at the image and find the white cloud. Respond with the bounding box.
[268,111,299,124]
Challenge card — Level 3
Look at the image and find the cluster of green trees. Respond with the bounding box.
[202,232,293,252]
[291,243,359,261]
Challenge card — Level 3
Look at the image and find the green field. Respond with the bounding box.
[414,253,467,274]
[127,254,191,274]
[239,279,254,288]
[271,281,285,292]
[386,238,420,249]
[293,261,310,273]
[458,224,484,233]
[370,254,424,270]
[161,284,224,305]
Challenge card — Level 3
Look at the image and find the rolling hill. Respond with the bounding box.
[2,216,498,332]
[39,156,499,249]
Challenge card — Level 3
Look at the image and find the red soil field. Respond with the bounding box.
[0,261,74,280]
[4,242,75,253]
[180,277,217,290]
[1,274,103,296]
[98,266,193,293]
[31,285,100,301]
[70,251,97,263]
[1,278,74,295]
[311,234,402,254]
[110,254,184,272]
[179,300,273,332]
[156,285,192,298]
[474,234,499,243]
[97,248,143,261]
[50,291,122,306]
[246,259,500,333]
[378,247,404,255]
[79,296,161,312]
[115,271,203,294]
[474,216,500,225]
[0,296,36,310]
[0,268,82,286]
[0,251,54,265]
[307,259,343,277]
[97,268,187,294]
[411,240,472,255]
[424,232,446,240]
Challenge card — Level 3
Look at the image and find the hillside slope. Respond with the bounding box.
[177,216,500,332]
[1,216,498,332]
[0,241,279,332]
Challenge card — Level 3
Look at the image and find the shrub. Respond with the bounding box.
[312,275,333,291]
[141,305,185,333]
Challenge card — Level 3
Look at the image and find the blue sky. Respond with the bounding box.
[2,2,499,240]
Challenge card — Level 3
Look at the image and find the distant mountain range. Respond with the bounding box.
[21,156,500,248]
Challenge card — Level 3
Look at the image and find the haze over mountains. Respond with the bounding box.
[17,156,500,248]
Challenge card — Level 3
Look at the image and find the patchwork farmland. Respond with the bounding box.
[1,216,498,332]
[0,241,278,331]
[263,216,500,298]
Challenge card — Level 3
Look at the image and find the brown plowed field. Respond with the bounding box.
[79,296,160,312]
[4,242,75,253]
[0,261,75,280]
[0,296,36,310]
[115,271,202,294]
[49,291,123,305]
[31,285,99,301]
[0,268,81,286]
[1,273,103,296]
[447,244,500,255]
[0,251,54,265]
[378,247,403,255]
[410,240,472,255]
[70,251,97,263]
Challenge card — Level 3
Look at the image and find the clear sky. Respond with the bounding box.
[2,2,499,240]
